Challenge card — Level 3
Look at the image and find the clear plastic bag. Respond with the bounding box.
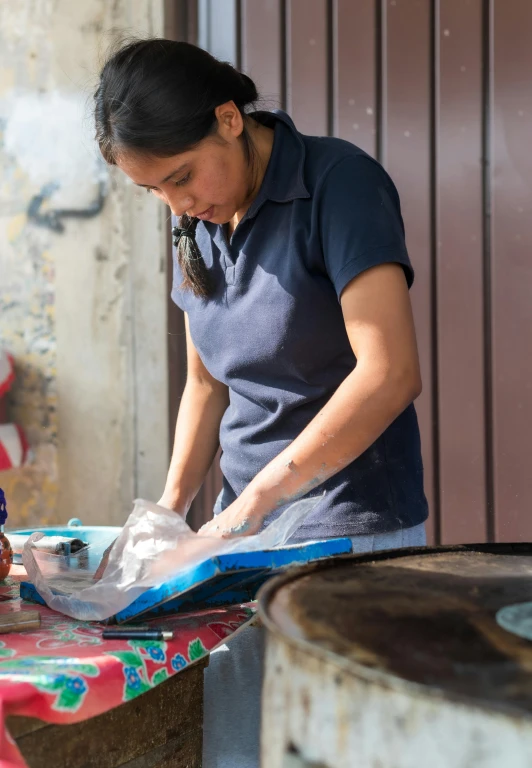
[23,494,323,621]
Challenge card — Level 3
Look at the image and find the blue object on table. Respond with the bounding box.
[7,523,119,567]
[19,536,354,624]
[0,488,8,526]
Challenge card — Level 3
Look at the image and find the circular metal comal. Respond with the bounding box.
[258,544,532,768]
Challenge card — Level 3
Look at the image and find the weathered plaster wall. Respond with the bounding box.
[0,1,169,527]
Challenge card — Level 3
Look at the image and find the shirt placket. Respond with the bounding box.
[212,228,235,286]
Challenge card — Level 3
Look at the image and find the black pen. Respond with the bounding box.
[102,627,174,641]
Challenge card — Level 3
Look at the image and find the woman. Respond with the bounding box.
[95,38,428,768]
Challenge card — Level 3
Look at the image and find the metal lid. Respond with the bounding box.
[258,543,532,717]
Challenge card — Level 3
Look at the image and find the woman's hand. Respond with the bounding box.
[156,492,188,516]
[93,540,116,581]
[197,491,268,538]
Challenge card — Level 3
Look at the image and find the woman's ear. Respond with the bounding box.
[214,101,244,140]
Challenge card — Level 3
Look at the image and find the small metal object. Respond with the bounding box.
[8,534,88,556]
[102,627,174,641]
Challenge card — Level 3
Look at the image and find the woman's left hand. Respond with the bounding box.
[197,493,267,538]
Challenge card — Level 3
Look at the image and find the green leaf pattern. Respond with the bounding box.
[0,656,99,713]
[33,618,104,650]
[0,640,16,659]
[105,635,207,703]
[188,638,208,661]
[106,641,169,702]
[151,668,169,685]
[0,634,211,709]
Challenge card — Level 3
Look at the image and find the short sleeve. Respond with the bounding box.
[318,155,414,299]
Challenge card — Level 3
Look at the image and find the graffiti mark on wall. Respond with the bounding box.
[27,180,107,233]
[3,90,108,218]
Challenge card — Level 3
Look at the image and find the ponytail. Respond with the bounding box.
[172,214,212,298]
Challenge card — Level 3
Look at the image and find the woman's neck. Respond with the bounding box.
[230,118,275,233]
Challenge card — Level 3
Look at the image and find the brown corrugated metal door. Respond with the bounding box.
[435,0,487,544]
[167,0,532,543]
[490,0,532,541]
[380,0,436,542]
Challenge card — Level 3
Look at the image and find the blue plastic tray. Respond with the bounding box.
[20,537,353,624]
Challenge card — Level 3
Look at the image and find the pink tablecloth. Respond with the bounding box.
[0,568,255,768]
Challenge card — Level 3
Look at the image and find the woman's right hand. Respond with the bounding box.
[156,492,187,516]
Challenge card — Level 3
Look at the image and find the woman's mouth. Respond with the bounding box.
[194,206,214,221]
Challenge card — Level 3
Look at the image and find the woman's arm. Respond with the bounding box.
[93,318,226,579]
[159,314,229,516]
[198,263,421,536]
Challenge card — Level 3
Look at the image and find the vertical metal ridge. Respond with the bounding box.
[482,0,495,542]
[375,0,383,164]
[199,0,210,51]
[430,0,441,544]
[164,0,193,462]
[235,0,242,69]
[281,0,288,111]
[326,0,334,136]
[187,0,199,44]
[330,0,338,137]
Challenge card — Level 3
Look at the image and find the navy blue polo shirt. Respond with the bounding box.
[171,109,428,541]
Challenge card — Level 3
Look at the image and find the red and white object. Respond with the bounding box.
[0,424,29,470]
[0,350,28,470]
[0,350,15,421]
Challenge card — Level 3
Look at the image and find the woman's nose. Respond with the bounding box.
[167,189,194,218]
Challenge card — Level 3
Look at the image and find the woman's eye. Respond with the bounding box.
[175,173,191,187]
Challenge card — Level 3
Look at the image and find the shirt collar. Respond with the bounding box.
[245,109,310,220]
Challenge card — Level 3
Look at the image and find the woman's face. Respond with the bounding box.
[115,102,251,224]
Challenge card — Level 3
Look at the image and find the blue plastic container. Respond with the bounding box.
[7,523,120,568]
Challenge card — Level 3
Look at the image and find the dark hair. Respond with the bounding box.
[94,38,259,298]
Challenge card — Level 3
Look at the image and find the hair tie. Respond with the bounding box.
[172,226,194,247]
[172,221,204,262]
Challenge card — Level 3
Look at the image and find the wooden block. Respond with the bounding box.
[7,659,206,768]
[0,610,40,633]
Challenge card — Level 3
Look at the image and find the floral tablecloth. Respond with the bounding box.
[0,569,255,768]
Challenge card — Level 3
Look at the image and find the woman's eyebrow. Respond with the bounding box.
[134,163,189,188]
[161,163,188,183]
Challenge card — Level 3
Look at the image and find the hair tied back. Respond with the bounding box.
[172,214,212,298]
[94,38,261,299]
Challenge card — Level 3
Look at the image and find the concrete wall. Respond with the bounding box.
[0,1,169,527]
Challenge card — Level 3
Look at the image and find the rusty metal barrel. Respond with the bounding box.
[258,543,532,768]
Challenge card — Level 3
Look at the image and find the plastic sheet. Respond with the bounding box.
[23,494,323,621]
